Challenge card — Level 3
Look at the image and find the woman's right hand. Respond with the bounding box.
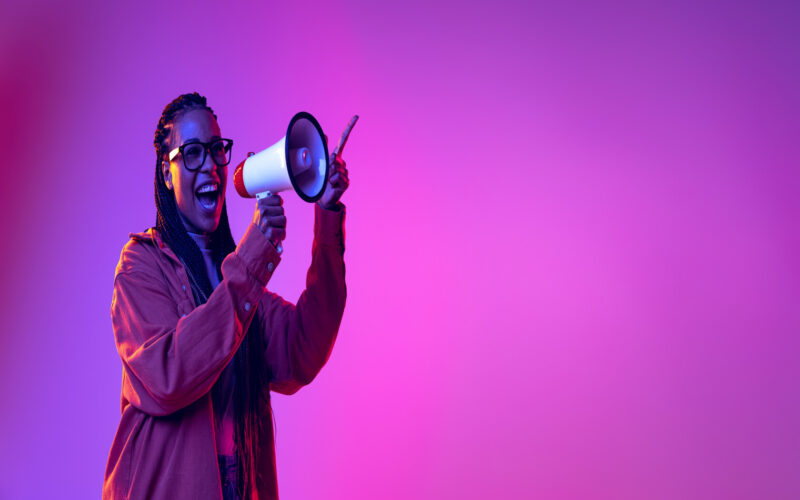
[252,194,286,250]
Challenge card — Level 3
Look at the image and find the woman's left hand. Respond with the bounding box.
[317,151,349,210]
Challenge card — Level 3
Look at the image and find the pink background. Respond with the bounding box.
[1,0,798,498]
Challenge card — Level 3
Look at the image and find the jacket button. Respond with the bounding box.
[181,313,187,318]
[182,285,186,291]
[267,262,274,272]
[244,302,251,312]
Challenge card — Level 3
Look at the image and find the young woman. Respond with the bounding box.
[103,93,349,500]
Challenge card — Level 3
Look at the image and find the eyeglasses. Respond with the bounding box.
[168,138,234,171]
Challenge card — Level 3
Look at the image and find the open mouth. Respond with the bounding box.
[195,182,220,212]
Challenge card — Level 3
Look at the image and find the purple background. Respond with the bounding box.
[1,0,798,498]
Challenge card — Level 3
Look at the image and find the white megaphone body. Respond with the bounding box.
[233,111,329,202]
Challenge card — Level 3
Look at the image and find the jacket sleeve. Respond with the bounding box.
[259,202,347,395]
[111,223,281,416]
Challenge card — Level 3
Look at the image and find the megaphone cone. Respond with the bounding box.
[233,112,329,202]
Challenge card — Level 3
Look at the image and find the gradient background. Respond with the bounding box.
[1,0,798,498]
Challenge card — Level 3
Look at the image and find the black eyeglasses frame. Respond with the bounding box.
[167,138,234,171]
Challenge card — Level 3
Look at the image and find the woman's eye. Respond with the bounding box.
[184,146,202,158]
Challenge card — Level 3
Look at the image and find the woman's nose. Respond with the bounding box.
[199,148,216,172]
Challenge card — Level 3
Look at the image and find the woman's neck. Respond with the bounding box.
[187,230,212,250]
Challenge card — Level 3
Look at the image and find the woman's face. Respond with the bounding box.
[162,108,227,234]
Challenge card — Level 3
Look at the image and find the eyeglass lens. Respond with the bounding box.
[183,140,231,170]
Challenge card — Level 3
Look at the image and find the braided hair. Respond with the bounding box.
[153,92,270,499]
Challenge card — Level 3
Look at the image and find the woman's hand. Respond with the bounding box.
[253,194,286,250]
[318,115,358,210]
[317,152,349,210]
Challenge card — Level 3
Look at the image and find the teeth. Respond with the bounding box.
[197,183,218,194]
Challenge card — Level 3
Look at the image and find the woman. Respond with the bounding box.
[103,93,348,500]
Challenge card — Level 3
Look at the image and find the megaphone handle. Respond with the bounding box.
[255,190,282,254]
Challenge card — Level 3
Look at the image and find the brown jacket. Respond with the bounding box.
[103,203,346,499]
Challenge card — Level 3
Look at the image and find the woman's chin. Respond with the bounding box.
[200,214,221,234]
[180,211,220,235]
[194,195,225,231]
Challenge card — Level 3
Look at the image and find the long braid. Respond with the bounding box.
[153,92,270,499]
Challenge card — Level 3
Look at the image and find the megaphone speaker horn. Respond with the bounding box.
[233,111,330,202]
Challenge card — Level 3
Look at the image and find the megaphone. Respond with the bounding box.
[233,111,329,202]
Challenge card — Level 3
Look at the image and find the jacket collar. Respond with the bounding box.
[128,227,183,265]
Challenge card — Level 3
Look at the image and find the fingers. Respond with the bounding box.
[258,196,285,219]
[330,151,344,165]
[329,155,349,189]
[317,137,352,208]
[336,115,359,156]
[253,194,287,243]
[257,194,283,207]
[329,171,349,190]
[329,156,347,176]
[265,215,286,228]
[259,205,284,217]
[259,212,286,231]
[264,226,286,242]
[259,216,286,243]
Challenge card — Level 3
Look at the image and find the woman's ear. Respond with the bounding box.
[162,160,173,190]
